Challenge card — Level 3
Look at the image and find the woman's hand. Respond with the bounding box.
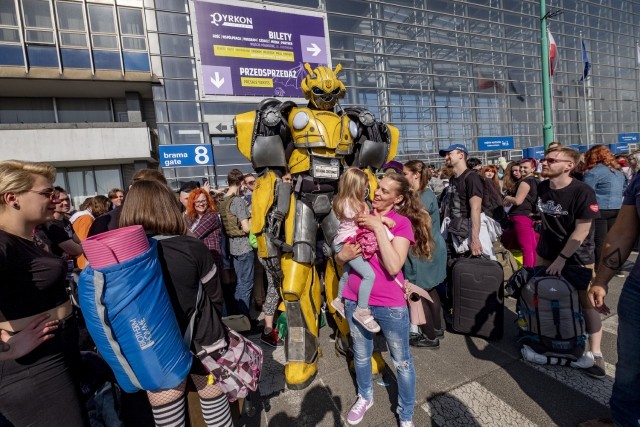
[335,242,361,266]
[356,212,385,233]
[0,314,59,361]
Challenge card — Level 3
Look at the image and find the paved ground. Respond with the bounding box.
[235,255,635,427]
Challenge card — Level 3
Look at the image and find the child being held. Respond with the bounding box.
[331,168,395,333]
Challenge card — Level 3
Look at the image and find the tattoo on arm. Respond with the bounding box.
[602,248,624,270]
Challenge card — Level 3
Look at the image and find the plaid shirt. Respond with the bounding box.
[186,211,223,270]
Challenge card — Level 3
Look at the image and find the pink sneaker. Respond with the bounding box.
[353,307,380,333]
[347,395,373,425]
[331,297,345,318]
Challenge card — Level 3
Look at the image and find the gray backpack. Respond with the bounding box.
[516,275,586,361]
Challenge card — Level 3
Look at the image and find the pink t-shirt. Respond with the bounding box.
[342,210,415,307]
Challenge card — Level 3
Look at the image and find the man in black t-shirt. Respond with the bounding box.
[536,146,604,379]
[440,144,485,256]
[36,187,83,260]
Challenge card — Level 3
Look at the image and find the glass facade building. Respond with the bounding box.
[1,0,639,188]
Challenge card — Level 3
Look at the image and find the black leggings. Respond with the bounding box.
[0,318,89,427]
[418,289,443,340]
[593,209,619,271]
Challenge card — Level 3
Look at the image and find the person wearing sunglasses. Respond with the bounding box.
[0,160,88,426]
[35,187,83,261]
[536,146,605,379]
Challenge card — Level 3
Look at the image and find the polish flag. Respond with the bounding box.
[548,30,558,76]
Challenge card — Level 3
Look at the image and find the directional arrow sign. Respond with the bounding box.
[306,43,321,57]
[210,72,225,88]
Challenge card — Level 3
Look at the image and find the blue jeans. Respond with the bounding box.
[344,299,415,422]
[335,242,376,308]
[611,275,640,426]
[233,251,255,316]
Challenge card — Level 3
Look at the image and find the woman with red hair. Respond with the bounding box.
[481,165,500,193]
[583,145,627,271]
[185,188,223,273]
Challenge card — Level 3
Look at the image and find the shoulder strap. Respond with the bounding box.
[151,234,203,347]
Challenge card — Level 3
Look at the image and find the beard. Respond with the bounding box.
[540,168,562,178]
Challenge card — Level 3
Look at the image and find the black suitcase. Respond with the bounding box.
[451,255,504,339]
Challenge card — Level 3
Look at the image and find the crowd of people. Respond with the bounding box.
[0,142,639,426]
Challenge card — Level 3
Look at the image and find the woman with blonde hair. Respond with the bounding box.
[402,160,444,348]
[120,180,232,427]
[185,188,224,273]
[0,160,88,426]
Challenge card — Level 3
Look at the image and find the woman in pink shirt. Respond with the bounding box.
[337,172,425,427]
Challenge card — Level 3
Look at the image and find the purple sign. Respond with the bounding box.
[194,0,328,98]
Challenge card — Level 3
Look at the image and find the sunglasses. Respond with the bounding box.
[541,158,572,165]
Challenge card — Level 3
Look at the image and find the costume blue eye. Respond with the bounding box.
[331,88,341,95]
[312,87,324,95]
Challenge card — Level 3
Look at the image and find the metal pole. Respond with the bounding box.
[580,32,590,149]
[540,1,554,150]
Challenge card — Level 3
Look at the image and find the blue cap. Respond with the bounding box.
[439,144,468,157]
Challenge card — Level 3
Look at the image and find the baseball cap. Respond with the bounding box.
[382,160,404,173]
[439,144,468,157]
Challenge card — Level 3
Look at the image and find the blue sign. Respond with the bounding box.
[159,144,214,168]
[524,146,545,159]
[478,136,514,151]
[608,143,629,154]
[619,133,639,144]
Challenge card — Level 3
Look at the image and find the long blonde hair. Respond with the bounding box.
[333,167,368,221]
[383,172,434,260]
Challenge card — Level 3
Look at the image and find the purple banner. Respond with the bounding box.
[194,1,328,98]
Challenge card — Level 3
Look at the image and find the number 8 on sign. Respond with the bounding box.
[194,146,210,165]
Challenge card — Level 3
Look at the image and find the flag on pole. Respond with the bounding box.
[581,38,591,80]
[548,30,559,76]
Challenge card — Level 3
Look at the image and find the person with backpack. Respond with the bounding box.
[218,169,254,317]
[119,180,232,427]
[536,146,604,379]
[502,158,538,267]
[589,174,640,426]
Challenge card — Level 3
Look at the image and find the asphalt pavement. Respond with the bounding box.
[236,254,635,427]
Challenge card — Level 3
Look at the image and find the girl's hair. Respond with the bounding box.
[186,188,216,220]
[333,167,369,220]
[120,180,187,235]
[480,165,500,191]
[583,145,620,172]
[0,160,56,206]
[502,162,520,194]
[383,172,434,260]
[79,197,93,211]
[90,195,110,217]
[403,160,431,192]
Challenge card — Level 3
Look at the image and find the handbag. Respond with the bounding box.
[197,327,263,402]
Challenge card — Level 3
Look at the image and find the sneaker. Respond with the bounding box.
[584,354,606,379]
[347,395,373,425]
[260,328,283,347]
[331,297,346,318]
[409,334,439,349]
[435,328,445,339]
[353,307,381,333]
[400,421,415,427]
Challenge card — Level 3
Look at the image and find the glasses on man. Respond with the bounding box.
[28,188,59,201]
[541,158,572,165]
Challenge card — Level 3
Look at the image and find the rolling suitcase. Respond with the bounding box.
[451,255,504,339]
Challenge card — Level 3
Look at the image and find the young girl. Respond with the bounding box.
[331,168,394,333]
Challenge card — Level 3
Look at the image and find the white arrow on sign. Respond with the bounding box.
[306,43,321,57]
[210,72,224,88]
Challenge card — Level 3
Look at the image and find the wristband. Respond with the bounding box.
[558,253,570,260]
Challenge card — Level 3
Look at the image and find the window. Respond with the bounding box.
[119,8,146,50]
[88,4,117,49]
[56,1,86,47]
[22,0,54,44]
[0,0,20,43]
[56,98,112,122]
[0,97,55,123]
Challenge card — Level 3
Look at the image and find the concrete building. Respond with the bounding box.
[1,0,639,195]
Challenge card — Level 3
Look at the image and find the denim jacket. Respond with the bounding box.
[583,163,627,210]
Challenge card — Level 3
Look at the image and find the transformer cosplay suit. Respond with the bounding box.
[234,64,398,389]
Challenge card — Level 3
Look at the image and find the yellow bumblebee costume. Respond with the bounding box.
[235,64,398,389]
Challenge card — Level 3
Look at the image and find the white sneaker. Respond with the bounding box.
[571,351,595,369]
[400,421,415,427]
[521,345,547,365]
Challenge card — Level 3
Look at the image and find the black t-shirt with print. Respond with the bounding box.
[536,179,600,264]
[155,235,225,352]
[447,169,484,220]
[36,218,74,258]
[510,176,538,217]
